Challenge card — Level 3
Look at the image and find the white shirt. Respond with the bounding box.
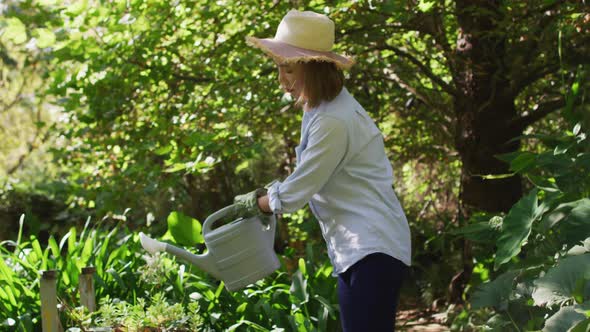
[267,88,412,274]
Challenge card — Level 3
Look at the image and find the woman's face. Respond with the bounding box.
[277,62,304,101]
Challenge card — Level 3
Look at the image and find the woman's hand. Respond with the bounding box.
[233,188,269,218]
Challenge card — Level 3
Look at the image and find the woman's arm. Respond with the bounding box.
[266,115,348,214]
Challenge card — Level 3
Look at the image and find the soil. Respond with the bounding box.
[396,308,449,331]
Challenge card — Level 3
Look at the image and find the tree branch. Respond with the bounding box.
[7,128,51,175]
[0,79,26,113]
[370,44,458,97]
[511,62,560,98]
[510,96,565,132]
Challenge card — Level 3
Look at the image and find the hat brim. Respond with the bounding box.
[246,36,355,70]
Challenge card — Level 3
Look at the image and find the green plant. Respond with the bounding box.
[1,210,342,331]
[87,293,202,331]
[455,123,590,331]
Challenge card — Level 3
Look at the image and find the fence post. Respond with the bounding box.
[78,267,96,312]
[40,270,60,332]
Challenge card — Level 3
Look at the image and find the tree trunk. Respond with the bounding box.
[449,0,523,303]
[455,94,523,213]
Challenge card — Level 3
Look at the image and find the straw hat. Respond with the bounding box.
[246,10,355,70]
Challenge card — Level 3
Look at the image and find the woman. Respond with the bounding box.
[234,9,412,332]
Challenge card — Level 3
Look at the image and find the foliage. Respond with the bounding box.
[2,1,590,330]
[43,0,301,222]
[164,211,204,247]
[454,122,590,331]
[0,214,340,331]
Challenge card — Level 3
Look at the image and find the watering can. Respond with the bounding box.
[139,204,280,291]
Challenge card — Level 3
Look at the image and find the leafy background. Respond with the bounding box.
[1,0,589,331]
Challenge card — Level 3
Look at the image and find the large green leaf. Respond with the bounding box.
[166,211,204,246]
[559,199,590,246]
[453,215,502,243]
[470,270,520,310]
[495,191,541,269]
[533,254,590,306]
[540,199,588,232]
[543,305,587,332]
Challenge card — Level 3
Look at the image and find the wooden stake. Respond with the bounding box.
[40,270,60,332]
[78,267,96,312]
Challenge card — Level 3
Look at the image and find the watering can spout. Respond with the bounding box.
[139,232,221,280]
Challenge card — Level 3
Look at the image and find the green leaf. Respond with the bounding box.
[167,211,203,246]
[417,0,435,12]
[496,151,523,164]
[16,314,33,332]
[48,236,59,258]
[80,232,94,265]
[532,254,590,306]
[560,199,590,246]
[235,160,250,174]
[33,28,56,48]
[573,123,582,136]
[2,285,17,308]
[164,162,188,173]
[154,145,173,155]
[540,199,587,232]
[65,0,88,16]
[314,294,337,317]
[289,270,309,306]
[236,302,247,313]
[298,258,307,277]
[570,318,590,332]
[0,259,14,284]
[106,268,126,291]
[68,227,77,255]
[2,18,27,44]
[509,152,537,173]
[495,191,540,269]
[484,314,513,330]
[453,219,501,243]
[227,320,268,331]
[567,237,590,256]
[31,236,43,263]
[470,270,519,309]
[17,214,24,246]
[318,306,329,332]
[543,306,586,332]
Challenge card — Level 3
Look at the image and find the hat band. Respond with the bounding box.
[279,36,332,52]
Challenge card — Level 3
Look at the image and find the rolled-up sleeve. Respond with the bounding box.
[267,115,348,214]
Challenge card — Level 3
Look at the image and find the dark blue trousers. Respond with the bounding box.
[337,253,407,332]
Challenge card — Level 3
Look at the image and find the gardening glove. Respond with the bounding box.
[232,187,268,219]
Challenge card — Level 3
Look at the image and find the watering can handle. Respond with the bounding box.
[202,204,238,235]
[202,205,277,246]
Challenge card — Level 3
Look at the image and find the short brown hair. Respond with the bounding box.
[299,61,345,108]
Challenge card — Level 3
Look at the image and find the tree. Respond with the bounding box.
[340,0,589,302]
[0,1,58,179]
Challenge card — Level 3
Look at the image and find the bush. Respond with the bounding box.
[0,214,340,331]
[455,124,590,331]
